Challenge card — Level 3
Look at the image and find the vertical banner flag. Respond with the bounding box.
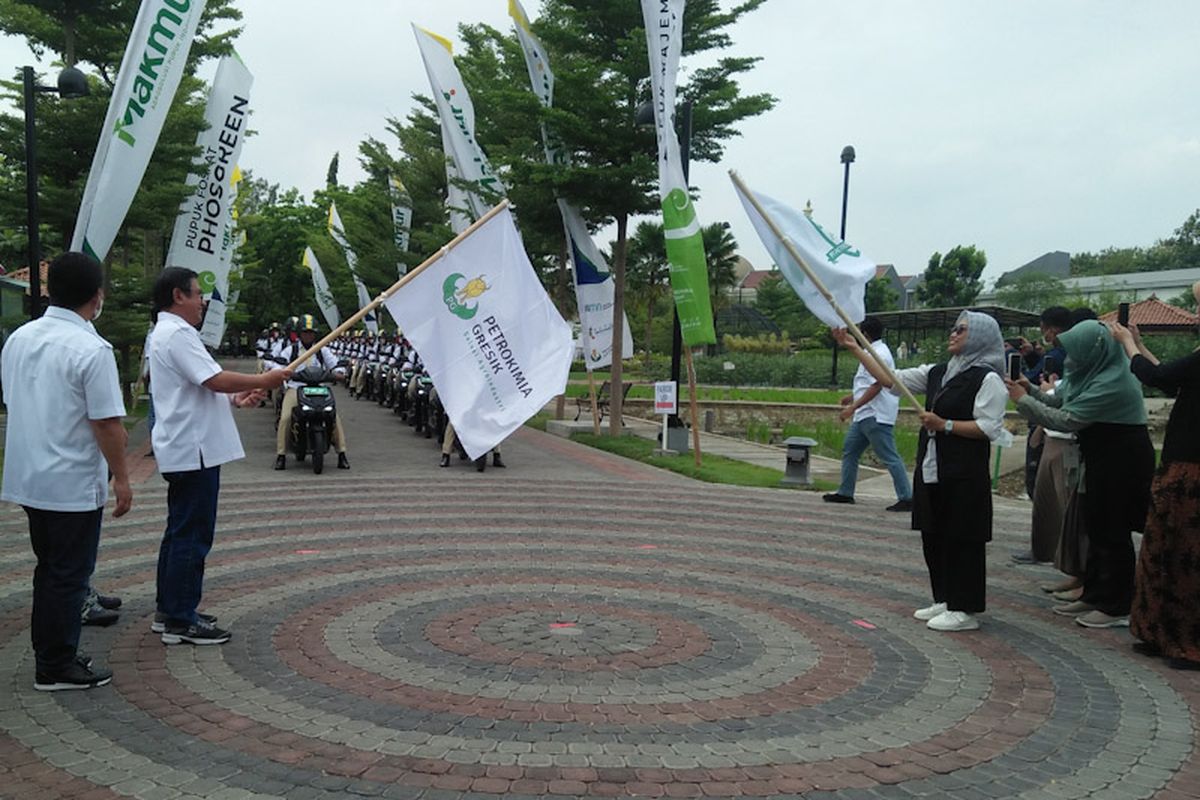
[389,175,413,274]
[509,0,630,370]
[197,167,245,347]
[413,24,507,228]
[72,0,209,261]
[640,0,716,346]
[166,50,252,292]
[302,247,341,331]
[328,202,378,334]
[732,178,876,327]
[383,207,572,460]
[559,201,633,369]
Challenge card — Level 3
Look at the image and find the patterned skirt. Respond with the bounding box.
[1130,462,1200,662]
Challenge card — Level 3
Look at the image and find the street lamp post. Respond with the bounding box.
[636,99,692,445]
[831,144,856,384]
[23,64,88,319]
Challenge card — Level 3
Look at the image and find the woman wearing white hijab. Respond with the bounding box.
[836,310,1011,632]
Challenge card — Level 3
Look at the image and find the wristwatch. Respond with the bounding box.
[943,419,955,434]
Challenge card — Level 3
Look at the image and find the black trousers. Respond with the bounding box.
[1078,424,1154,617]
[918,482,987,613]
[25,506,103,674]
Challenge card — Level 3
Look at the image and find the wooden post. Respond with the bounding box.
[587,370,600,436]
[685,348,702,467]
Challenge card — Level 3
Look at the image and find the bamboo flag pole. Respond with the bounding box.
[284,200,511,372]
[727,171,923,413]
[588,370,600,435]
[684,348,703,467]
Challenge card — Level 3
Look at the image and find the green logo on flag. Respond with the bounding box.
[806,217,861,264]
[198,270,217,293]
[443,273,490,320]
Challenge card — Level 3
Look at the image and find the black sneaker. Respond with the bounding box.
[274,454,286,470]
[161,619,231,646]
[886,499,913,512]
[82,604,119,627]
[151,611,218,634]
[492,453,506,468]
[34,661,113,692]
[337,452,350,470]
[822,493,855,504]
[96,592,122,610]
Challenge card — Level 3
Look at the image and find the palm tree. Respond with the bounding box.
[620,222,670,366]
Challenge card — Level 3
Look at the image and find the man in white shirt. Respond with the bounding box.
[149,267,289,645]
[1,252,130,691]
[824,317,914,512]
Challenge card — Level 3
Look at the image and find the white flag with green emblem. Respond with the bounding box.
[382,207,572,460]
[167,51,252,298]
[302,247,341,331]
[732,179,877,327]
[389,175,413,274]
[328,202,378,335]
[413,24,506,228]
[198,167,245,348]
[72,0,209,261]
[641,0,715,346]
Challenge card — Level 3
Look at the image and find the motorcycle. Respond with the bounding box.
[287,364,339,474]
[393,368,415,418]
[410,373,436,437]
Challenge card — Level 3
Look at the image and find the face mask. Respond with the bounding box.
[92,297,104,321]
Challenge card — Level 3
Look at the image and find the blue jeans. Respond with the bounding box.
[838,416,912,501]
[25,507,102,673]
[157,466,221,626]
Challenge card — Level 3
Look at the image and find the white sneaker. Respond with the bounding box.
[927,610,980,632]
[913,602,948,621]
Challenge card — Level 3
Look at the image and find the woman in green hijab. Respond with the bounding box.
[1007,320,1154,629]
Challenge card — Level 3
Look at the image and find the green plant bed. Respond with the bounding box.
[568,432,837,492]
[560,384,848,405]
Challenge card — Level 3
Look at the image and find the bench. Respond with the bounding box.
[575,380,634,424]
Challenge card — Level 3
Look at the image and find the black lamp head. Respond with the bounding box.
[57,66,89,99]
[634,100,656,127]
[840,145,856,164]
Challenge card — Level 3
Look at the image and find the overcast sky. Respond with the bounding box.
[5,0,1199,284]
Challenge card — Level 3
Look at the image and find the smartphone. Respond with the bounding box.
[1118,302,1130,327]
[1007,352,1022,381]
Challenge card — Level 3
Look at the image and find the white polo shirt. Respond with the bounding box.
[149,311,245,473]
[852,340,900,425]
[1,307,126,511]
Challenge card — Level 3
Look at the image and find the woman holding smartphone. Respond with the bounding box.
[1006,320,1154,629]
[1110,280,1200,669]
[835,310,1011,632]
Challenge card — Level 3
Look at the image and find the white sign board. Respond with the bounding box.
[654,381,678,415]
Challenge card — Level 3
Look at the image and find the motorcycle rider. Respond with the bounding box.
[271,314,350,470]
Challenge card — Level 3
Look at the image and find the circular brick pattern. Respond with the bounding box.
[2,465,1198,799]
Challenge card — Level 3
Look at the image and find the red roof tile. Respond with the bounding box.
[1099,296,1198,330]
[740,270,776,290]
[6,262,49,296]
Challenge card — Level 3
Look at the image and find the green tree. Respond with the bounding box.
[917,245,986,307]
[753,273,820,343]
[865,277,899,313]
[993,272,1068,312]
[523,0,776,432]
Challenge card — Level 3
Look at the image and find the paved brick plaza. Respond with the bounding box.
[1,386,1198,799]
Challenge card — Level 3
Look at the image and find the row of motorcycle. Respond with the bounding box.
[346,358,468,462]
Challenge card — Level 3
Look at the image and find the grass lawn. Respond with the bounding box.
[561,383,847,405]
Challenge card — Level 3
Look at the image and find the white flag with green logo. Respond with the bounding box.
[382,207,572,460]
[732,179,876,328]
[198,167,244,348]
[389,175,413,274]
[641,0,715,347]
[167,52,251,295]
[302,246,341,331]
[328,202,378,335]
[413,24,506,227]
[71,0,209,261]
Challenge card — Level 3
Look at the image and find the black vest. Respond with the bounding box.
[915,364,992,483]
